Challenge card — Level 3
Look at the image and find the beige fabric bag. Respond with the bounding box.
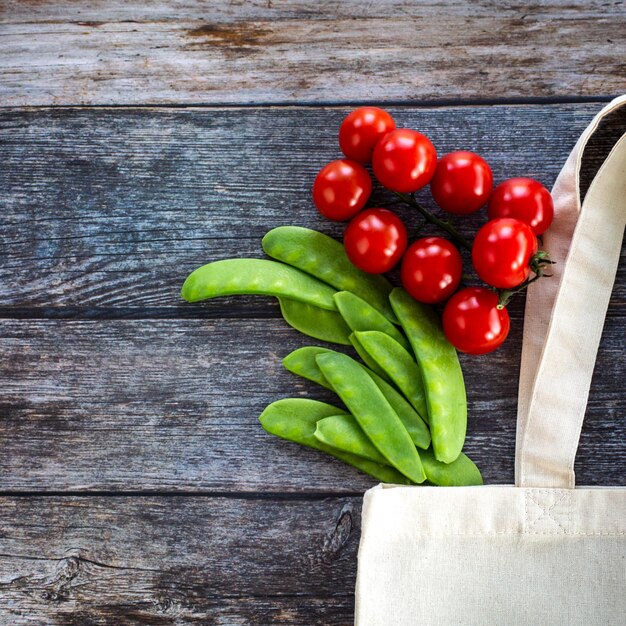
[355,96,626,625]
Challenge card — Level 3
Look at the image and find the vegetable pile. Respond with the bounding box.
[181,107,556,486]
[182,226,480,486]
[314,107,555,355]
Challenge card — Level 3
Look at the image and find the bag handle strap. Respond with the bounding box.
[515,96,626,488]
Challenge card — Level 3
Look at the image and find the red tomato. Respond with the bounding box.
[472,218,538,288]
[488,177,554,235]
[430,151,493,215]
[372,129,437,193]
[339,107,396,163]
[344,208,407,274]
[312,159,372,221]
[442,287,510,355]
[401,237,462,303]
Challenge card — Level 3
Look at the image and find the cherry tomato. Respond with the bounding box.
[472,218,538,289]
[488,177,554,235]
[339,107,396,163]
[430,151,493,215]
[312,159,372,221]
[344,208,407,274]
[372,129,437,193]
[442,287,510,355]
[400,237,462,303]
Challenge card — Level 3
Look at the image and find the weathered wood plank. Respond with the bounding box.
[0,102,624,492]
[1,103,624,312]
[0,495,360,625]
[0,1,624,105]
[0,316,623,491]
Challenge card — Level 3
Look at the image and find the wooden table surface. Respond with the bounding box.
[1,2,625,624]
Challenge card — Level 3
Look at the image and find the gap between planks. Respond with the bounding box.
[0,95,617,111]
[0,490,364,499]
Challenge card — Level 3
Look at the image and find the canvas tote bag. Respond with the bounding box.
[355,96,626,625]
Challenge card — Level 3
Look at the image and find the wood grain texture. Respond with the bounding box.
[0,100,624,624]
[0,495,359,624]
[0,103,623,493]
[1,103,624,313]
[0,311,623,491]
[1,0,625,105]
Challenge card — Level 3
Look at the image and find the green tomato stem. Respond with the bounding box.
[391,191,472,251]
[389,192,555,308]
[497,250,554,308]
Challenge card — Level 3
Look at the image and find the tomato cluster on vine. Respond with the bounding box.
[312,107,555,355]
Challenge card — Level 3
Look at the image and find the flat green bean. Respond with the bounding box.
[365,370,430,451]
[282,347,430,449]
[334,291,411,351]
[278,298,351,345]
[419,447,483,486]
[315,414,481,486]
[315,415,387,464]
[316,352,426,483]
[181,258,337,310]
[282,346,334,389]
[259,398,411,484]
[349,333,390,381]
[354,330,428,421]
[390,288,467,464]
[262,226,397,323]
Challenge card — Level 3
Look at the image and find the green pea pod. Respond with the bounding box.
[315,414,387,464]
[282,346,335,390]
[315,414,481,486]
[259,398,411,484]
[181,258,337,310]
[390,287,467,464]
[420,447,483,486]
[278,298,351,345]
[283,347,430,450]
[316,352,426,484]
[262,226,397,323]
[364,370,430,451]
[354,330,428,422]
[333,291,411,352]
[349,333,390,381]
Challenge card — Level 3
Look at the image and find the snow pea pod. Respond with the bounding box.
[419,447,483,486]
[262,226,397,323]
[181,258,337,310]
[349,333,390,381]
[354,330,428,422]
[334,291,411,352]
[316,352,426,483]
[390,287,467,464]
[363,371,429,450]
[315,414,387,464]
[282,346,335,390]
[315,414,481,486]
[259,398,411,484]
[278,298,351,345]
[282,347,430,449]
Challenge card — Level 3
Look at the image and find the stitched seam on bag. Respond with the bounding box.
[526,492,559,532]
[567,488,572,532]
[524,487,528,533]
[526,491,568,534]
